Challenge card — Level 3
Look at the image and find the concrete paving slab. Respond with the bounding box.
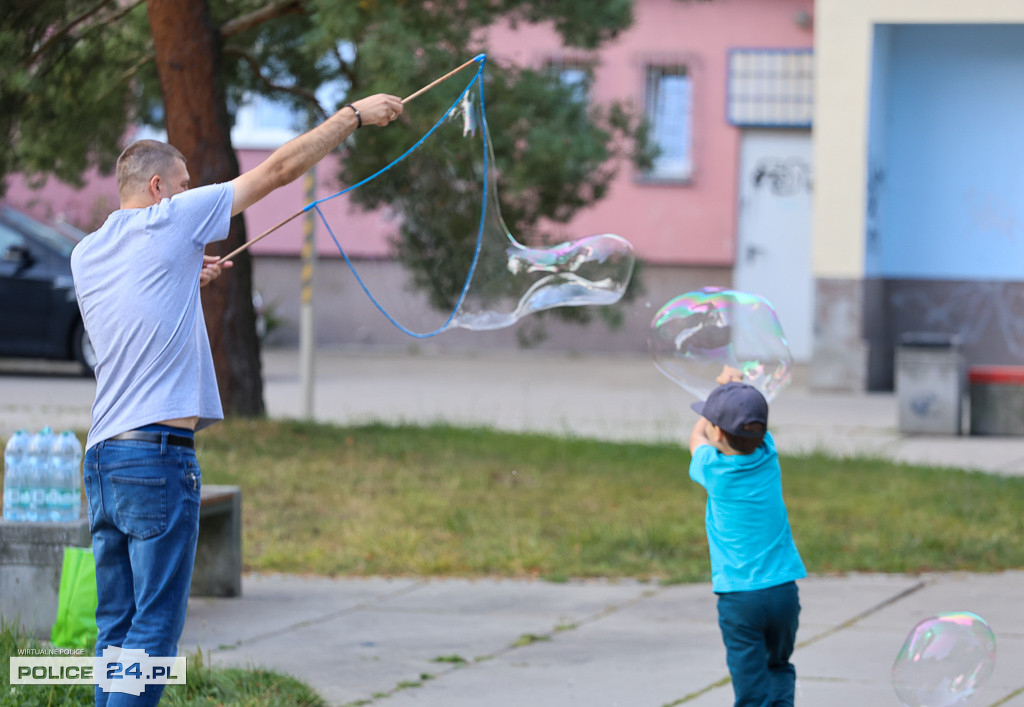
[860,573,1024,702]
[376,585,725,707]
[207,605,553,705]
[796,573,925,629]
[375,577,656,621]
[376,637,719,707]
[181,574,423,649]
[889,437,1024,474]
[796,624,914,685]
[998,690,1024,706]
[182,575,670,706]
[985,636,1024,694]
[851,573,1024,634]
[790,678,903,707]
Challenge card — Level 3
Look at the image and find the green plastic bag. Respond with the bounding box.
[51,546,98,650]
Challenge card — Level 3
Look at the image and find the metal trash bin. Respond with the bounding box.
[969,365,1024,436]
[895,333,964,435]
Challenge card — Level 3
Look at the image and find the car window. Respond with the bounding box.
[0,222,26,258]
[0,207,80,257]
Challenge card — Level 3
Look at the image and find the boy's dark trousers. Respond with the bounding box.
[716,581,800,707]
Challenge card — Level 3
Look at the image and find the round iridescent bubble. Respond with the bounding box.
[648,288,793,402]
[892,611,996,707]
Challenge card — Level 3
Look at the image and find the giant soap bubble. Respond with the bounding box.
[892,611,996,707]
[321,55,635,337]
[648,288,792,401]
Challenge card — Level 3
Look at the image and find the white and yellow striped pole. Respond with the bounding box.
[299,167,317,420]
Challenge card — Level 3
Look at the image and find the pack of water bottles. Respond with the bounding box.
[2,427,83,522]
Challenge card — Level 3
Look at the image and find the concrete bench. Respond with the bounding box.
[0,518,91,639]
[0,484,241,638]
[192,484,242,598]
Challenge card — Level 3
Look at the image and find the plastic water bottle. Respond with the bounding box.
[52,431,83,521]
[42,442,63,523]
[26,427,54,521]
[3,430,30,521]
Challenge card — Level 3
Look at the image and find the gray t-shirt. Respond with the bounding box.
[71,183,234,450]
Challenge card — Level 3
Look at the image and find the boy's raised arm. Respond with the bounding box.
[689,417,712,452]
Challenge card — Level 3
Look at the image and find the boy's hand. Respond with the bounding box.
[716,365,743,384]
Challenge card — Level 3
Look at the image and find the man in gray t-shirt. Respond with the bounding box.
[72,92,403,706]
[73,181,234,450]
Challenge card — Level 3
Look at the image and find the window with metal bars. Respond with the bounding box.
[727,49,813,128]
[643,64,693,182]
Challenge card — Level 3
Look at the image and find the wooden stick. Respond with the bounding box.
[214,58,482,264]
[214,208,304,265]
[403,56,481,104]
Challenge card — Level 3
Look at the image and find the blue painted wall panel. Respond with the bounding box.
[873,24,1024,279]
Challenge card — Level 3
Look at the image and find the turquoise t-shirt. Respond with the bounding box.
[71,183,233,450]
[689,432,806,593]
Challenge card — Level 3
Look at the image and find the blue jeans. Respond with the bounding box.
[717,581,800,707]
[84,425,201,706]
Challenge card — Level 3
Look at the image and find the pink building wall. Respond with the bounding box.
[484,0,813,266]
[4,0,812,268]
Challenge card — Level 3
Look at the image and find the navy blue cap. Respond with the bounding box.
[690,381,768,437]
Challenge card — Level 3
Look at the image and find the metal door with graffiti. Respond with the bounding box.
[734,129,814,361]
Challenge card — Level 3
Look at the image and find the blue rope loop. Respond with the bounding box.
[309,55,489,339]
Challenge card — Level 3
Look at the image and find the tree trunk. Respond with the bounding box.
[147,0,265,417]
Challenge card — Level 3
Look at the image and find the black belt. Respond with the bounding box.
[109,430,195,449]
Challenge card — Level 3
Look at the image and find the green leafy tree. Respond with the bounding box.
[342,59,653,342]
[1,0,653,413]
[1,1,147,188]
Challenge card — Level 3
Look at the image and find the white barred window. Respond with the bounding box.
[644,64,693,182]
[727,49,813,127]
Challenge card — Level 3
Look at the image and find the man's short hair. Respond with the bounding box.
[116,140,186,198]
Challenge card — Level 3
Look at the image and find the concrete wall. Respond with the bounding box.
[865,278,1024,390]
[485,0,814,267]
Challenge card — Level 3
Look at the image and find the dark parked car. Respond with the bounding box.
[0,205,95,374]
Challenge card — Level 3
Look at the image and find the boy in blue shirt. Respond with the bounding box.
[688,378,806,707]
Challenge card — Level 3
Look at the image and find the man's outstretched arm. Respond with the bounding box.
[230,94,403,217]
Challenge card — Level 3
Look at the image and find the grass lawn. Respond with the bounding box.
[193,419,1024,583]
